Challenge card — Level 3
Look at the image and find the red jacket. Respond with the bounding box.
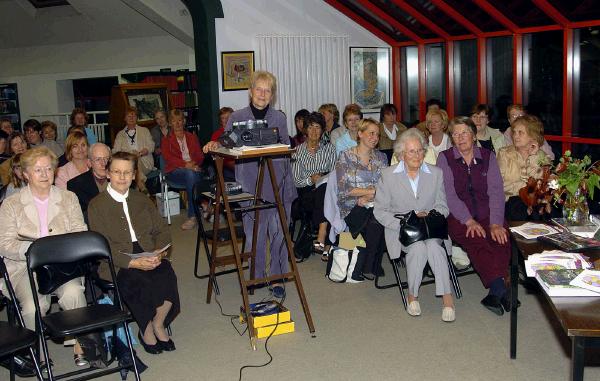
[161,131,204,173]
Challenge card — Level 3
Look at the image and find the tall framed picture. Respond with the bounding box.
[221,51,255,91]
[350,47,390,112]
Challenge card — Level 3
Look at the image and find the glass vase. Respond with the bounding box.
[562,189,590,225]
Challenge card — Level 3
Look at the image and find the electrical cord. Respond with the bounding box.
[238,158,292,381]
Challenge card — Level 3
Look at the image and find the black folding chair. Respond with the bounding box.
[375,240,465,310]
[25,231,140,381]
[0,257,43,381]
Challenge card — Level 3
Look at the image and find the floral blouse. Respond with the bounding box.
[336,147,388,219]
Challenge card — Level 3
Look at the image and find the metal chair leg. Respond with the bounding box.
[390,256,408,309]
[442,242,462,299]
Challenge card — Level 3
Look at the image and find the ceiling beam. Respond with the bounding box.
[531,0,570,27]
[358,0,423,43]
[390,0,450,40]
[324,0,398,46]
[472,0,519,33]
[429,0,482,36]
[120,0,194,48]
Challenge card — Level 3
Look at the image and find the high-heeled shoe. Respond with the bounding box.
[157,338,176,352]
[137,332,162,355]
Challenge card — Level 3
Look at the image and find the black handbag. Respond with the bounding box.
[394,209,448,247]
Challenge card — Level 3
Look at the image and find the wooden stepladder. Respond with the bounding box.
[207,146,315,349]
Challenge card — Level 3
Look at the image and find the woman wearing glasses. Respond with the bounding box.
[470,104,506,154]
[374,129,454,321]
[0,146,89,365]
[437,117,512,317]
[88,151,180,355]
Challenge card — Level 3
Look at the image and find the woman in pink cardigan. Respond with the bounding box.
[55,131,90,189]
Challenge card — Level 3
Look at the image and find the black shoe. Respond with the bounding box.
[157,338,176,352]
[481,295,504,316]
[138,332,162,355]
[362,273,375,281]
[501,293,522,312]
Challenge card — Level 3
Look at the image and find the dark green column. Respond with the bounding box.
[184,0,223,143]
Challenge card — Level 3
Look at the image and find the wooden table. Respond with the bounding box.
[509,221,600,381]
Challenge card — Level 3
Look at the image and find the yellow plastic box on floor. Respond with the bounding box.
[254,320,295,339]
[240,302,291,328]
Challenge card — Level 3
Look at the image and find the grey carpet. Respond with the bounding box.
[3,213,600,380]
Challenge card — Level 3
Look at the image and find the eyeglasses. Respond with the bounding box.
[451,131,472,139]
[405,149,425,157]
[91,157,110,164]
[31,167,53,176]
[109,170,134,178]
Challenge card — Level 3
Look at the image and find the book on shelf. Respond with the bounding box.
[510,222,560,240]
[524,250,592,277]
[551,215,600,238]
[538,231,600,252]
[569,270,600,294]
[535,269,600,297]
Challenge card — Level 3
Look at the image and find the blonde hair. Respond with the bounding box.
[65,131,89,162]
[356,118,380,143]
[512,115,545,146]
[20,146,58,172]
[249,71,277,104]
[168,109,185,124]
[426,109,449,132]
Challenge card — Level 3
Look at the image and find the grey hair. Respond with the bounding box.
[88,142,110,157]
[393,128,428,157]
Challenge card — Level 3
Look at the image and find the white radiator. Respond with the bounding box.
[257,35,350,135]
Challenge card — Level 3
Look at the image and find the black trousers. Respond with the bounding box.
[353,211,385,277]
[296,183,328,228]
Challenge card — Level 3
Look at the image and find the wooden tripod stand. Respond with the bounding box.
[207,147,316,349]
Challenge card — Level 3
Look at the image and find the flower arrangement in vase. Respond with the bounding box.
[549,151,600,224]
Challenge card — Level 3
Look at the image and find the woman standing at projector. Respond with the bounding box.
[203,71,296,299]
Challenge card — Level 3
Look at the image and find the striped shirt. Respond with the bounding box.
[291,141,337,188]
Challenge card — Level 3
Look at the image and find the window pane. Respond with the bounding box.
[426,43,446,109]
[453,39,477,117]
[486,36,513,132]
[573,27,600,139]
[571,143,600,163]
[523,31,563,135]
[401,46,419,124]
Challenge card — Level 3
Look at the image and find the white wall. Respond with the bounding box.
[216,0,389,112]
[0,35,194,120]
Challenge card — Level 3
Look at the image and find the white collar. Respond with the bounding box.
[107,183,129,202]
[393,160,431,174]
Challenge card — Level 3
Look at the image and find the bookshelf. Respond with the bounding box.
[121,70,200,134]
[0,83,21,132]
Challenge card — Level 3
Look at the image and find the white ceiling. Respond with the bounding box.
[0,0,190,49]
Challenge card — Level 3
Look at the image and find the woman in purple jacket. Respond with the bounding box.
[436,116,512,316]
[203,71,296,299]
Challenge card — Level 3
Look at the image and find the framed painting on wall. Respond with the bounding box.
[350,47,390,112]
[221,51,255,91]
[124,87,168,122]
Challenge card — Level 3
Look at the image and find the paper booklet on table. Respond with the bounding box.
[538,231,600,252]
[569,270,600,295]
[510,222,560,240]
[524,250,592,277]
[120,243,171,259]
[535,269,600,297]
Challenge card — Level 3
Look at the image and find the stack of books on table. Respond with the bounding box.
[240,301,295,339]
[526,251,598,296]
[524,250,592,277]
